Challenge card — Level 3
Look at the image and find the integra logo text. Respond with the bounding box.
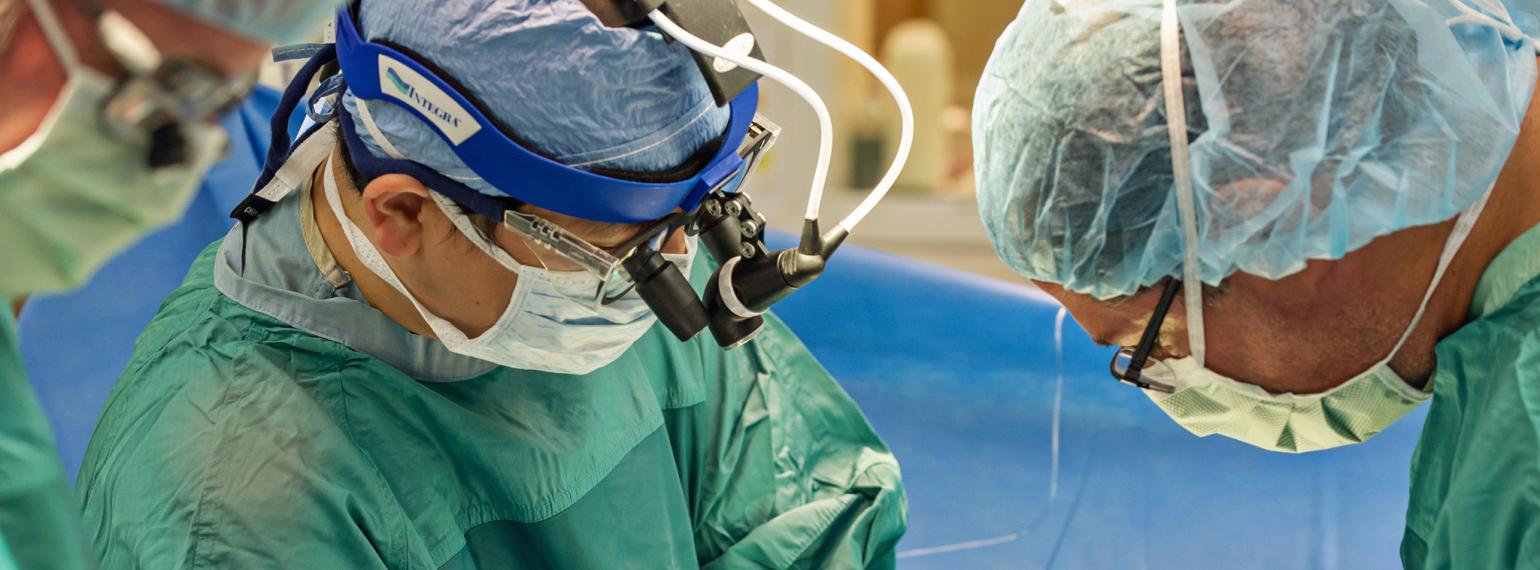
[386,68,463,129]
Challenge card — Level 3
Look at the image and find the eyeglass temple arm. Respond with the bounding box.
[1122,279,1182,380]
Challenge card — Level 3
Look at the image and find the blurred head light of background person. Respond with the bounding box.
[0,0,337,298]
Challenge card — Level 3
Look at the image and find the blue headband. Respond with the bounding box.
[332,5,757,223]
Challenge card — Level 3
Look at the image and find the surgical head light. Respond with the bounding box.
[92,9,254,169]
[235,0,914,351]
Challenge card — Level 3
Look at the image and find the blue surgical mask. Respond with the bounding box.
[321,156,689,374]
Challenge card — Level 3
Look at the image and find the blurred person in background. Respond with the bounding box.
[974,1,1540,566]
[0,0,336,567]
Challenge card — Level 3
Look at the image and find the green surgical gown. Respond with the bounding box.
[0,310,93,570]
[75,182,905,569]
[1403,222,1540,568]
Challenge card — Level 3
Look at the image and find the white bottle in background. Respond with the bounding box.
[881,19,951,193]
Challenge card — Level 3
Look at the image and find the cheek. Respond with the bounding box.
[1195,296,1361,393]
[1036,283,1141,346]
[424,229,521,307]
[1195,306,1269,375]
[453,251,521,323]
[660,229,689,254]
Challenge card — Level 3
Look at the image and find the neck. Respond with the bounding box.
[1427,64,1540,340]
[309,154,439,339]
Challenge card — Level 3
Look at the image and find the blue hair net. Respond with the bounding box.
[341,0,730,200]
[152,0,338,44]
[973,0,1538,300]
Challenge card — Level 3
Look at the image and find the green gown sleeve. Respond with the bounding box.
[1401,276,1540,569]
[665,313,907,570]
[0,310,95,570]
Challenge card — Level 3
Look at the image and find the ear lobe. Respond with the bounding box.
[361,174,431,257]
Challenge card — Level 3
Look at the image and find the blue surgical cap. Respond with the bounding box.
[341,0,730,201]
[152,0,338,44]
[974,0,1538,300]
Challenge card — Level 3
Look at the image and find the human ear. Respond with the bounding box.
[360,174,433,257]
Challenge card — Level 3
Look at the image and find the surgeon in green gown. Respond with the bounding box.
[972,1,1540,566]
[0,1,338,568]
[76,1,906,567]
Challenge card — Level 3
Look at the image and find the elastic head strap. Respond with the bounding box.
[1381,185,1495,365]
[1159,0,1206,365]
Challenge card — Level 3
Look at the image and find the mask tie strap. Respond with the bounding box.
[1160,0,1206,366]
[356,100,528,277]
[353,98,408,160]
[22,0,80,70]
[320,154,478,347]
[1380,185,1496,366]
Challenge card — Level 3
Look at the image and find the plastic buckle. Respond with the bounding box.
[230,194,276,224]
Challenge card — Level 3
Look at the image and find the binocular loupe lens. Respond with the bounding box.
[703,269,765,349]
[623,248,708,341]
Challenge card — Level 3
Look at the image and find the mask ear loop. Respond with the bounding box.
[1160,0,1206,366]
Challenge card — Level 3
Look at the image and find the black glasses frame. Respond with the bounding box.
[1109,279,1180,393]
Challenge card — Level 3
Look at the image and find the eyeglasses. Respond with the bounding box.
[1108,278,1179,393]
[500,115,782,308]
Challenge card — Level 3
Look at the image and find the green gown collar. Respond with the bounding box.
[1470,222,1540,320]
[213,141,497,382]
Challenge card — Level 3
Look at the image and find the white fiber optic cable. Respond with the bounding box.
[648,11,834,223]
[740,0,915,233]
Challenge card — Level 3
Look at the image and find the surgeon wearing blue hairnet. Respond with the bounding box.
[74,0,906,568]
[0,1,337,568]
[975,0,1540,566]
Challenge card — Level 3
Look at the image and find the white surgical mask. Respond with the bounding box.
[321,157,687,375]
[0,0,227,296]
[1139,0,1497,453]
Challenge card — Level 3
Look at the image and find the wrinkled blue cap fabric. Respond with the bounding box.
[974,0,1538,300]
[341,0,730,201]
[152,0,339,44]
